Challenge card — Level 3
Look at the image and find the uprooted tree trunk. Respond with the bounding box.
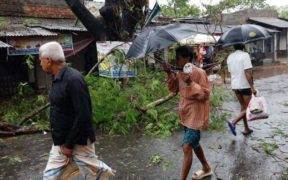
[64,0,148,41]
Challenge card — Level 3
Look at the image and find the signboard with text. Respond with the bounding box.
[97,41,136,78]
[7,34,73,56]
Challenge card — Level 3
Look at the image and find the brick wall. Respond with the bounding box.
[0,0,74,18]
[0,0,25,16]
[23,4,74,18]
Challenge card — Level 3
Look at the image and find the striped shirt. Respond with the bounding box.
[166,65,210,130]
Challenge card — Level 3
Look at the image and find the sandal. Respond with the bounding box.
[227,122,237,136]
[242,129,253,136]
[192,169,213,179]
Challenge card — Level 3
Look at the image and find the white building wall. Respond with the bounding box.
[279,29,287,51]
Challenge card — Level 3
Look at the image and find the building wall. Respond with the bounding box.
[222,9,278,25]
[0,0,74,18]
[279,29,287,50]
[35,59,52,90]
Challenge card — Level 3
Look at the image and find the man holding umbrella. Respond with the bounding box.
[217,24,270,136]
[227,44,256,136]
[163,46,212,180]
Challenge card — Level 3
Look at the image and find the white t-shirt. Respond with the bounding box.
[227,50,253,89]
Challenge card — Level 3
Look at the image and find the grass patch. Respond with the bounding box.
[272,128,286,137]
[259,141,279,157]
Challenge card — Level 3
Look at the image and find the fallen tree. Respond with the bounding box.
[0,92,176,137]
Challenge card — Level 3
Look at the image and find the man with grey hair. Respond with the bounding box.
[39,42,115,179]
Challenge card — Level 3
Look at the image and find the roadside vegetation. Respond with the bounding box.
[0,83,49,130]
[0,47,231,137]
[0,73,230,138]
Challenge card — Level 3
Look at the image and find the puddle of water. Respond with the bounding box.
[253,63,288,79]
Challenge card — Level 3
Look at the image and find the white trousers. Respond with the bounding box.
[43,143,114,180]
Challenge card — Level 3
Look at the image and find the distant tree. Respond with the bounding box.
[202,0,267,15]
[279,6,288,19]
[201,0,267,34]
[160,0,201,18]
[202,0,268,37]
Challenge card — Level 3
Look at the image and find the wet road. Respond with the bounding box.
[0,63,288,180]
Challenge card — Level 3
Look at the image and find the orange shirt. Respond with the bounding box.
[166,65,210,130]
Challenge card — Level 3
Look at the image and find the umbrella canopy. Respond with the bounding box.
[217,24,271,47]
[181,34,220,45]
[126,23,198,59]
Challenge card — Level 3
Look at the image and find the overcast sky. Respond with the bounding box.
[149,0,288,9]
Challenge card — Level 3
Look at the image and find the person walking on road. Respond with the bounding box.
[164,46,212,180]
[39,41,115,180]
[226,44,256,136]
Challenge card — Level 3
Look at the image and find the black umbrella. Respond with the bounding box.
[126,23,198,59]
[217,24,271,47]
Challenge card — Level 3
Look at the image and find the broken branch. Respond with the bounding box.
[17,103,50,126]
[137,93,176,112]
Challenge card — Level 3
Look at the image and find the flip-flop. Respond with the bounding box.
[242,129,253,136]
[227,121,237,136]
[192,169,213,180]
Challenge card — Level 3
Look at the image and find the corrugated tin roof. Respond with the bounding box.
[39,25,87,32]
[0,16,88,37]
[248,17,288,29]
[0,26,58,37]
[0,40,11,48]
[187,24,231,34]
[226,24,280,33]
[29,27,58,36]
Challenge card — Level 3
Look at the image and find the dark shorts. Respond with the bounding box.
[233,88,252,96]
[182,126,200,149]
